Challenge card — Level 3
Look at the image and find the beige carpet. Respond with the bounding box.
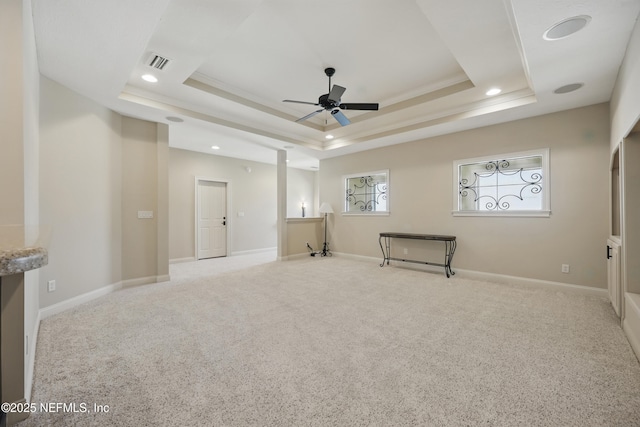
[20,255,640,426]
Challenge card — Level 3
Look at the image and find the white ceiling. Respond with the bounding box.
[32,0,640,170]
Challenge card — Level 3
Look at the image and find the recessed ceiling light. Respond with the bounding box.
[166,116,183,123]
[141,74,158,83]
[485,88,501,96]
[211,145,220,150]
[543,15,591,41]
[553,83,584,94]
[325,134,334,140]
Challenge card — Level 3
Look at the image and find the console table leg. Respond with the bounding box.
[444,240,456,277]
[379,235,390,267]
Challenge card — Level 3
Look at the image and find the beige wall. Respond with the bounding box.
[40,80,171,299]
[0,0,25,224]
[287,168,318,218]
[156,124,170,278]
[39,77,123,307]
[286,218,323,256]
[169,148,278,261]
[320,103,610,288]
[623,133,640,293]
[121,117,165,282]
[610,16,640,296]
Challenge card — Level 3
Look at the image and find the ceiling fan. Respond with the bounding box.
[283,67,379,126]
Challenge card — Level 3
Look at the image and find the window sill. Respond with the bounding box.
[342,212,390,217]
[452,210,551,218]
[286,217,323,223]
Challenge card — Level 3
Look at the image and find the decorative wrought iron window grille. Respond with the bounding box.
[453,149,550,217]
[344,170,389,214]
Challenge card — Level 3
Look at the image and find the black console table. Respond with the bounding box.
[379,232,457,278]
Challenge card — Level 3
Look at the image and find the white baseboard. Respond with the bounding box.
[455,269,607,297]
[122,275,170,289]
[623,293,640,362]
[39,275,171,320]
[40,281,123,320]
[170,257,196,264]
[284,252,314,261]
[332,252,379,263]
[231,247,277,256]
[172,248,276,263]
[333,252,608,297]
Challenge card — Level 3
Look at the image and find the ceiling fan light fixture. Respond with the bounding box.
[543,15,591,41]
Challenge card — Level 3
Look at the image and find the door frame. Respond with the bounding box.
[195,176,231,259]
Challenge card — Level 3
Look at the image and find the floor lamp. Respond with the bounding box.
[319,202,334,257]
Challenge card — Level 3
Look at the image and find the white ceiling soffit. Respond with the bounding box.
[119,0,533,155]
[32,0,172,101]
[31,0,640,168]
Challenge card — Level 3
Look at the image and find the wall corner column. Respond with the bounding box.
[156,123,169,281]
[277,150,288,260]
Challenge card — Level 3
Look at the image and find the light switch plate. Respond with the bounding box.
[138,210,154,219]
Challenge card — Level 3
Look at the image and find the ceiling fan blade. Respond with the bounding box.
[331,109,351,126]
[295,109,324,123]
[283,99,320,106]
[339,103,379,111]
[327,85,346,103]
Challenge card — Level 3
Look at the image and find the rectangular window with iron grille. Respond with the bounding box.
[453,149,550,217]
[343,170,389,215]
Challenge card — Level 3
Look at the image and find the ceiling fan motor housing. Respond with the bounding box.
[318,93,340,110]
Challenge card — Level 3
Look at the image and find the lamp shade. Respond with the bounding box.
[319,202,334,214]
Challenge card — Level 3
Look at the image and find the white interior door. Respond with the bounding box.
[607,238,622,317]
[197,180,227,260]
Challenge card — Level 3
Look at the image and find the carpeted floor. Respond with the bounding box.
[20,254,640,426]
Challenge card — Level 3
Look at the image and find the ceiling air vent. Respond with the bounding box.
[147,53,171,71]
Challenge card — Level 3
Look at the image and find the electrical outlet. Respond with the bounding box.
[47,279,56,292]
[561,264,570,274]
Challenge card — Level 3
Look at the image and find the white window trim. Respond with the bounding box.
[452,148,550,217]
[342,169,390,215]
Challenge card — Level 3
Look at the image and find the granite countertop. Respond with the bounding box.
[0,225,49,276]
[0,247,48,276]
